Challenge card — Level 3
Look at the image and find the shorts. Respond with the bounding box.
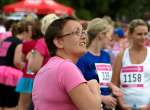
[0,84,20,107]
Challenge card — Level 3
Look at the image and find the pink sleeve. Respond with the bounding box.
[0,32,12,40]
[34,38,49,57]
[58,61,87,93]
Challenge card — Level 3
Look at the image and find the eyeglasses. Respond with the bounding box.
[60,28,87,38]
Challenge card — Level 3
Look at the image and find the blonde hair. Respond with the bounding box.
[102,16,114,26]
[87,18,109,32]
[129,19,147,33]
[24,13,38,22]
[87,18,110,47]
[41,14,59,35]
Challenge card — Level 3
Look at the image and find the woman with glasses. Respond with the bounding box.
[77,18,122,110]
[32,17,101,110]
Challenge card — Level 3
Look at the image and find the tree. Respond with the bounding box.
[0,0,16,10]
[2,0,150,21]
[57,0,150,21]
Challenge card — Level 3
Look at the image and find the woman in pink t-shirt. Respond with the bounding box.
[32,17,102,110]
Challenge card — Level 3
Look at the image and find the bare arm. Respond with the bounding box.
[112,51,124,86]
[69,80,101,110]
[27,50,44,72]
[14,44,25,69]
[112,51,125,108]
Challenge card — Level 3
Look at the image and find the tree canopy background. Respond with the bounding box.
[1,0,150,21]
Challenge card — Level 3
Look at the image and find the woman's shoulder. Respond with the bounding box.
[5,36,22,43]
[101,49,110,55]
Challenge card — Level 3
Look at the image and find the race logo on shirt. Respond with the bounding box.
[0,41,11,57]
[95,63,112,87]
[121,66,144,88]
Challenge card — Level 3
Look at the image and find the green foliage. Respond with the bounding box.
[2,0,150,21]
[114,0,147,20]
[76,9,93,20]
[0,0,16,10]
[56,0,72,6]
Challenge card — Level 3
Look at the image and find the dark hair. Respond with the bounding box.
[4,20,14,31]
[31,19,42,40]
[0,17,5,25]
[45,17,76,56]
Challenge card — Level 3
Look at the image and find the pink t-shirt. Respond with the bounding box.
[32,56,86,110]
[0,32,12,41]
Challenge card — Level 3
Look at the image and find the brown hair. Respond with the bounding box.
[31,19,42,40]
[45,17,76,56]
[11,21,30,36]
[129,19,148,33]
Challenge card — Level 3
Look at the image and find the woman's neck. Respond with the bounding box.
[16,34,23,40]
[56,51,78,64]
[131,44,145,52]
[88,42,102,56]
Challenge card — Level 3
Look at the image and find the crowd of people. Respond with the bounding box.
[0,12,150,110]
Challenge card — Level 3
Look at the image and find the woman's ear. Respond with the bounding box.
[53,38,64,48]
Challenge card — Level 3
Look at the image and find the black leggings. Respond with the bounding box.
[0,84,20,107]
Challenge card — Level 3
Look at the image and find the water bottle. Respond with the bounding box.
[132,104,140,110]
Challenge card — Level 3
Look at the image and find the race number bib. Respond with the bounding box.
[95,63,112,87]
[121,66,144,88]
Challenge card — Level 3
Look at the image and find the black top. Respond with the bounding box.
[0,36,22,67]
